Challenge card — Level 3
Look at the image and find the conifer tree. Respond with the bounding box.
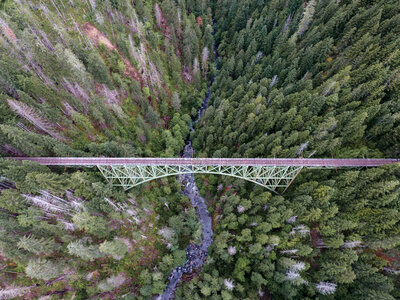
[99,240,128,259]
[25,258,63,281]
[17,234,60,255]
[67,239,103,261]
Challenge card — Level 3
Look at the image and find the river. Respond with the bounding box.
[159,20,219,300]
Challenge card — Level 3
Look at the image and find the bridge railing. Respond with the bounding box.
[5,157,399,167]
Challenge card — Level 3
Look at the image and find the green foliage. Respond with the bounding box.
[0,0,399,299]
[17,234,60,255]
[87,52,112,86]
[72,212,110,238]
[97,274,126,292]
[25,258,63,281]
[142,87,150,98]
[0,189,26,213]
[67,239,103,261]
[99,240,128,258]
[21,172,70,194]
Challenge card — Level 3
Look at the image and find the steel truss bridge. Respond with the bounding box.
[7,157,400,193]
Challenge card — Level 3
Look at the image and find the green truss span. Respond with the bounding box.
[7,157,398,192]
[97,165,304,193]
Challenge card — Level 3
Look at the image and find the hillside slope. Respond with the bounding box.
[0,0,214,298]
[0,0,213,158]
[194,0,400,159]
[181,0,400,299]
[0,0,400,299]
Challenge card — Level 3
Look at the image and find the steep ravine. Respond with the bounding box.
[159,21,219,300]
[159,142,213,300]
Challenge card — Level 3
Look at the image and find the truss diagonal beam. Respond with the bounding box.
[97,164,304,193]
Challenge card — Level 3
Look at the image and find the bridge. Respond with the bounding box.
[7,157,399,193]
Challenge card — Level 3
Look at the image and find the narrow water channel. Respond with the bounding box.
[159,20,219,300]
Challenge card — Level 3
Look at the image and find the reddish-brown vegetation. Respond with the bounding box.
[196,16,203,27]
[0,22,17,43]
[82,22,144,86]
[376,249,400,269]
[154,4,171,39]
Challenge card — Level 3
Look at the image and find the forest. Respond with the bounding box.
[0,0,400,299]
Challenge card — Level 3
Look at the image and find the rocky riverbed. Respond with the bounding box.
[159,18,219,300]
[159,142,213,300]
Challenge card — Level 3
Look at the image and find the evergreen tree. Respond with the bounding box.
[17,234,60,255]
[87,52,112,86]
[72,212,110,238]
[67,239,103,261]
[25,258,63,281]
[99,239,128,259]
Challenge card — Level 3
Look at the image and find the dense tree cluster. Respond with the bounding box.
[182,0,400,298]
[0,0,399,299]
[177,164,400,299]
[0,0,214,159]
[0,0,212,298]
[194,0,400,159]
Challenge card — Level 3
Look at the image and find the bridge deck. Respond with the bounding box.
[6,157,399,167]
